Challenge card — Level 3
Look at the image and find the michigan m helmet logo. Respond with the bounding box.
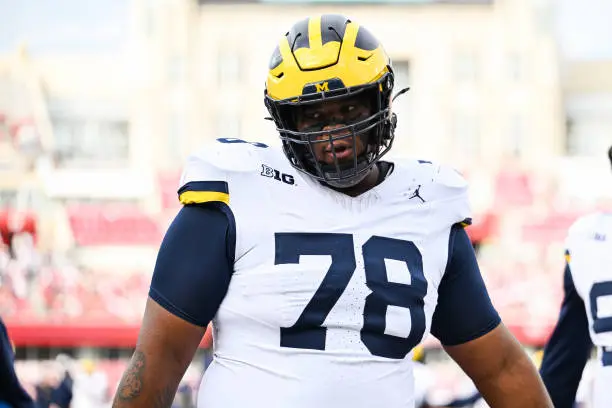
[314,81,329,92]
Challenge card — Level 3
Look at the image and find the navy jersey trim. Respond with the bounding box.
[178,180,228,195]
[461,217,472,226]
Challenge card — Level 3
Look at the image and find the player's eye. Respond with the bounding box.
[342,105,367,121]
[343,105,356,116]
[298,110,328,131]
[303,110,321,120]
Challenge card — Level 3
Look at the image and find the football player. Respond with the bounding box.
[112,15,552,408]
[539,145,612,408]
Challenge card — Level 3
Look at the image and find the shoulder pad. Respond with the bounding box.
[193,138,269,173]
[563,213,611,269]
[393,158,467,190]
[406,160,471,227]
[430,164,472,226]
[177,138,267,206]
[432,164,470,192]
[565,213,604,247]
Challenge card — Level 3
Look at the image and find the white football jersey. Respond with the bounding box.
[565,213,612,408]
[178,138,472,408]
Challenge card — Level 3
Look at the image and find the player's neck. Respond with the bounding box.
[333,164,382,197]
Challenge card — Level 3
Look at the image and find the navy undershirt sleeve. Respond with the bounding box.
[149,203,236,327]
[539,261,592,408]
[430,224,501,346]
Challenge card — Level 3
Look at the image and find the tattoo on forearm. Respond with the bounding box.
[114,350,177,408]
[117,350,146,400]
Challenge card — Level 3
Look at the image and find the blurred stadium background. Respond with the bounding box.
[1,0,611,407]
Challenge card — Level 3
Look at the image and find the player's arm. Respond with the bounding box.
[0,318,36,408]
[430,224,553,408]
[112,203,234,408]
[539,256,592,408]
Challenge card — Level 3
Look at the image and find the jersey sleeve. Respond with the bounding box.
[539,256,592,408]
[430,224,501,346]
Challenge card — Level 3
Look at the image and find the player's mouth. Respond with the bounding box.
[324,143,354,162]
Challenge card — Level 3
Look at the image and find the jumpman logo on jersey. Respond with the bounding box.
[409,185,425,203]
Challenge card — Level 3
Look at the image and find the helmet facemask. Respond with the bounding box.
[265,72,397,189]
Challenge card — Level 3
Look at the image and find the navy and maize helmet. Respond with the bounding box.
[264,14,398,188]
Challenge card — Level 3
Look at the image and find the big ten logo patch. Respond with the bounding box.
[261,164,295,185]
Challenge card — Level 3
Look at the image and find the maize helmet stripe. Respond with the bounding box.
[308,15,323,50]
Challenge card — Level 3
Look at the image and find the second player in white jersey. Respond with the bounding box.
[541,211,612,408]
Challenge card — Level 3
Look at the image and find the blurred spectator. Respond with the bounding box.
[49,355,73,408]
[34,363,60,408]
[34,383,52,408]
[70,359,108,408]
